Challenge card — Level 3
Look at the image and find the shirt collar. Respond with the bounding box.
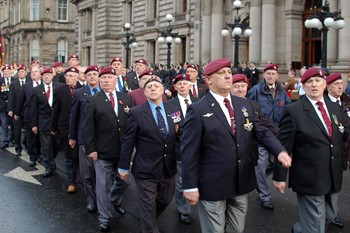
[210,90,231,105]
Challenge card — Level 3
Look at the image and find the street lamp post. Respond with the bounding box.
[304,0,345,69]
[221,0,252,69]
[123,23,138,68]
[157,14,182,69]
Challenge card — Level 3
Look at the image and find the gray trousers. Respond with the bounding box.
[255,146,275,202]
[79,145,96,205]
[293,192,339,233]
[175,161,191,215]
[197,194,248,233]
[94,159,129,223]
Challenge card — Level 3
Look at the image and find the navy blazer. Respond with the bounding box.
[16,82,36,121]
[7,78,24,113]
[69,86,93,145]
[84,91,134,160]
[181,92,285,201]
[0,77,14,113]
[119,101,179,179]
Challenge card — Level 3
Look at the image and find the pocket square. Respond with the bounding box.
[203,113,213,117]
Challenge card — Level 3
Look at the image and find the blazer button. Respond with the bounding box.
[118,128,121,131]
[331,156,334,160]
[330,144,333,148]
[117,119,120,122]
[164,154,167,157]
[238,160,241,163]
[165,144,167,147]
[237,144,239,147]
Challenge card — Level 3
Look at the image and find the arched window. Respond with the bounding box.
[57,39,68,63]
[30,39,40,61]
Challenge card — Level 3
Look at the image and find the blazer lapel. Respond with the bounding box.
[304,97,329,139]
[164,103,176,141]
[97,91,117,116]
[206,93,235,138]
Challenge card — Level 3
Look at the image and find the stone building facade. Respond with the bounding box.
[0,0,77,67]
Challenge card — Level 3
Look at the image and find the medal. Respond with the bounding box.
[241,106,249,117]
[347,108,350,118]
[243,119,253,132]
[332,114,339,125]
[339,123,344,133]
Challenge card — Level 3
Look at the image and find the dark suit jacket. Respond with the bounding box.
[190,81,208,99]
[167,95,199,160]
[119,101,179,179]
[69,85,94,145]
[274,97,347,195]
[8,79,25,113]
[16,82,36,121]
[0,77,14,113]
[75,81,86,89]
[51,85,73,137]
[181,93,285,201]
[31,82,63,132]
[128,88,167,106]
[84,91,134,160]
[125,72,140,90]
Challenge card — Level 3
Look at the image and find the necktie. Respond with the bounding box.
[46,86,50,100]
[336,100,341,106]
[184,98,189,108]
[71,86,75,96]
[224,98,236,136]
[270,87,275,92]
[36,81,39,86]
[92,88,98,96]
[7,78,10,86]
[118,77,124,93]
[192,84,197,98]
[20,80,24,87]
[109,92,115,109]
[316,101,333,140]
[156,106,169,141]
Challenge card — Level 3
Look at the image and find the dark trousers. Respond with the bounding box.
[79,145,96,205]
[39,131,56,171]
[13,118,23,153]
[23,122,39,162]
[58,135,79,185]
[134,176,175,233]
[1,112,10,146]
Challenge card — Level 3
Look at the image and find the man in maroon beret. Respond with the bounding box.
[125,58,149,90]
[181,58,291,233]
[274,68,349,233]
[247,63,291,211]
[52,61,66,83]
[110,57,138,92]
[31,66,63,178]
[84,65,134,232]
[68,54,80,68]
[186,64,208,98]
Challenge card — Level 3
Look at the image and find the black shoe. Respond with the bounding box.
[260,201,274,210]
[29,161,36,167]
[1,144,9,149]
[86,203,97,213]
[43,170,53,178]
[99,222,111,232]
[331,217,343,228]
[16,152,22,157]
[179,214,191,225]
[113,204,126,215]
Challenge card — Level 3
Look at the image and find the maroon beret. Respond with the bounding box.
[68,54,80,60]
[110,57,123,65]
[139,70,157,79]
[174,73,190,84]
[144,76,162,88]
[41,67,52,75]
[263,63,279,72]
[65,67,80,75]
[31,60,39,65]
[186,64,198,71]
[2,64,12,71]
[326,73,342,84]
[84,65,99,74]
[17,65,27,71]
[301,68,325,84]
[203,58,231,76]
[135,58,148,66]
[232,74,248,84]
[52,62,63,68]
[99,67,116,77]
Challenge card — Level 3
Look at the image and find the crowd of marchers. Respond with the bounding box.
[0,55,349,233]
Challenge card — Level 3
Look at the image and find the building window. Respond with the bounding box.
[30,0,40,21]
[57,39,68,63]
[147,0,158,20]
[30,39,40,61]
[124,1,133,24]
[58,0,68,21]
[177,0,188,13]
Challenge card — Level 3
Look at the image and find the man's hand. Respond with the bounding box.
[32,127,38,135]
[69,139,76,149]
[14,115,20,121]
[183,191,200,206]
[273,181,286,193]
[118,170,129,181]
[164,89,172,97]
[88,151,98,161]
[277,151,292,168]
[8,111,13,117]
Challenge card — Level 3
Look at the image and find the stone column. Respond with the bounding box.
[193,0,201,64]
[260,0,276,64]
[91,6,97,64]
[337,0,350,65]
[326,0,337,65]
[201,0,211,63]
[210,0,224,59]
[249,0,262,64]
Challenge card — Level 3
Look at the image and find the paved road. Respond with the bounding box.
[1,147,350,233]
